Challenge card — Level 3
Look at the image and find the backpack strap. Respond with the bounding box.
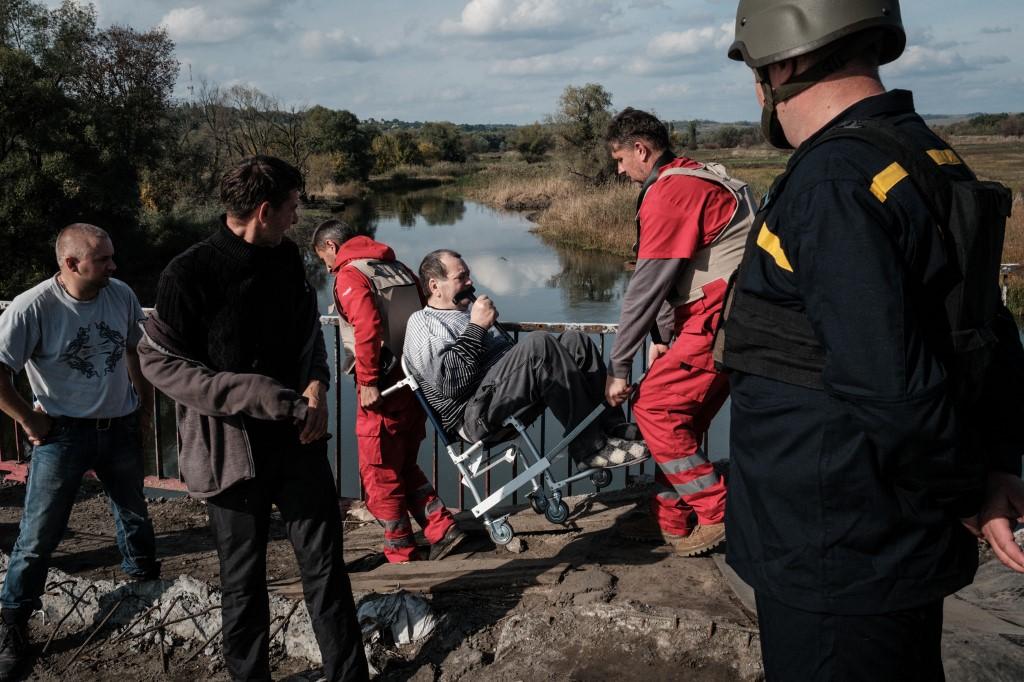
[809,120,970,231]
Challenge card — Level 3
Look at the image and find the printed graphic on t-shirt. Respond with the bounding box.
[58,321,126,378]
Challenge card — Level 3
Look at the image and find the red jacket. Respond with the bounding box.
[331,236,425,387]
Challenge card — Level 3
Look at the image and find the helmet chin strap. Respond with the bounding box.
[755,33,877,150]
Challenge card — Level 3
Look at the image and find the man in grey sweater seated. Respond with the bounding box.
[403,249,649,469]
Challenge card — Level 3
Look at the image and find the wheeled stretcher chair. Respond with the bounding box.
[380,357,614,545]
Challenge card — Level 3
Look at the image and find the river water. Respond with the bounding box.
[305,190,732,502]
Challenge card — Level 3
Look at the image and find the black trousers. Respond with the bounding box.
[755,591,945,682]
[207,431,367,682]
[461,331,624,461]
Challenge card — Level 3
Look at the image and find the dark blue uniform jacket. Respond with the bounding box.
[725,90,1022,615]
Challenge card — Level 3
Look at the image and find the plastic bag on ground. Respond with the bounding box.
[357,590,436,645]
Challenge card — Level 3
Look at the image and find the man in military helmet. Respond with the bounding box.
[722,0,1024,678]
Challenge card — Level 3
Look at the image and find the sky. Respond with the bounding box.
[44,0,1024,124]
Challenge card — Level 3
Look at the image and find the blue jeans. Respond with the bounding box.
[0,412,157,616]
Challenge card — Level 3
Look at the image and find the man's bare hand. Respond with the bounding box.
[22,408,52,445]
[962,472,1024,573]
[360,384,382,410]
[648,343,669,367]
[299,381,328,444]
[604,375,634,407]
[470,295,497,329]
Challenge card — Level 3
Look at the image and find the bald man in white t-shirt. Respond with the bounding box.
[0,224,158,680]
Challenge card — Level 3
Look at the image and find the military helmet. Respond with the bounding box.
[728,0,906,68]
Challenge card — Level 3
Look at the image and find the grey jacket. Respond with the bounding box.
[138,310,329,498]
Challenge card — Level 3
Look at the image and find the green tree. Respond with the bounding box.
[0,0,179,299]
[418,122,467,163]
[304,105,374,181]
[371,130,425,173]
[687,120,698,150]
[511,123,555,163]
[550,83,615,181]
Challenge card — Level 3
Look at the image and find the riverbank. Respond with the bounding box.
[459,140,1024,315]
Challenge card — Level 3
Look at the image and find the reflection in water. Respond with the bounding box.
[373,192,467,228]
[544,240,628,306]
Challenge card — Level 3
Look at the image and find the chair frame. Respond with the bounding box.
[382,357,612,545]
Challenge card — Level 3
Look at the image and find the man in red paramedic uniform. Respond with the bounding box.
[313,220,466,563]
[604,108,754,556]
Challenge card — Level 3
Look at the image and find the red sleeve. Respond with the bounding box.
[336,266,384,386]
[637,176,737,259]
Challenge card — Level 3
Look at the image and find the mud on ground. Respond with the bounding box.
[1,481,1023,681]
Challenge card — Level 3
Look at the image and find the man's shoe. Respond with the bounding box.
[129,560,162,582]
[0,619,28,682]
[428,525,469,561]
[668,522,726,557]
[581,437,650,470]
[604,422,643,441]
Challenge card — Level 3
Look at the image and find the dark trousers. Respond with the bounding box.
[461,330,623,461]
[755,591,945,682]
[206,432,367,682]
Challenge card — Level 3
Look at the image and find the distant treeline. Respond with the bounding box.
[935,113,1024,137]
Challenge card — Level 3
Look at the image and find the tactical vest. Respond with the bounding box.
[337,259,422,375]
[717,120,1014,405]
[642,163,757,306]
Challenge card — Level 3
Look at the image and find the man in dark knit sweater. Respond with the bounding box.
[139,156,367,681]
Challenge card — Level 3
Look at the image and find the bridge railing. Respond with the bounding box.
[4,265,1021,503]
[0,304,663,505]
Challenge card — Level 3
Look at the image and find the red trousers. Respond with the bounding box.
[356,385,454,562]
[632,333,730,536]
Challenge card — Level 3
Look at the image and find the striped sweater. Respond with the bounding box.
[402,306,512,431]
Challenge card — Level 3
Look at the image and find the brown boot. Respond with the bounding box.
[668,522,725,557]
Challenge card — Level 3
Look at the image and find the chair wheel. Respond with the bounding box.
[591,469,612,489]
[489,521,514,545]
[529,493,549,514]
[544,501,570,525]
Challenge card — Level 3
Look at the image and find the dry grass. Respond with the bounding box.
[309,180,367,201]
[1004,196,1024,264]
[531,181,637,255]
[463,154,637,254]
[948,137,1024,195]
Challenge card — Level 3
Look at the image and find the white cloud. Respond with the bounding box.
[299,29,380,61]
[629,0,668,9]
[653,83,691,98]
[159,7,251,45]
[981,26,1012,34]
[489,54,616,77]
[439,0,615,39]
[647,23,732,59]
[887,45,975,76]
[468,254,560,296]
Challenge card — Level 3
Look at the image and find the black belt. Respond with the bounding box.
[56,414,132,431]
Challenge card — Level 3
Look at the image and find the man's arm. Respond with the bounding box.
[126,345,154,431]
[336,267,385,409]
[795,180,980,513]
[606,258,686,405]
[0,364,50,444]
[139,318,308,423]
[609,257,686,378]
